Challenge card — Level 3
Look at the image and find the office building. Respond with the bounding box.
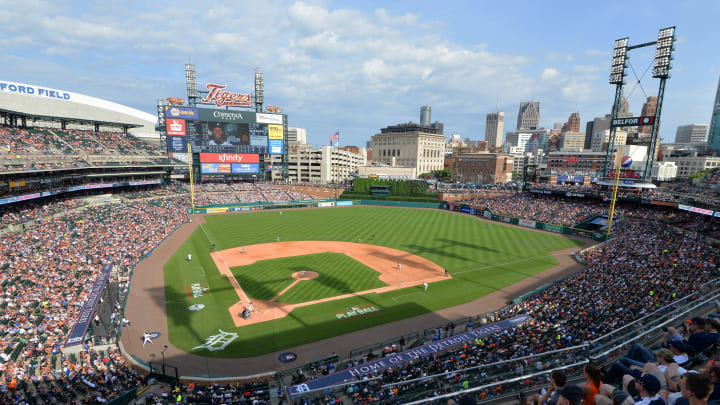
[287,127,307,144]
[664,155,720,178]
[420,106,431,126]
[452,152,513,184]
[505,131,533,150]
[516,101,540,130]
[559,131,585,151]
[561,112,581,134]
[591,129,627,152]
[639,96,658,133]
[709,76,720,154]
[675,124,708,144]
[371,122,445,173]
[485,112,504,147]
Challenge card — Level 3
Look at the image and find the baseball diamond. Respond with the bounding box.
[121,205,587,376]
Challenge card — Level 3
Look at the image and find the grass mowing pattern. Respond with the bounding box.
[231,252,387,304]
[164,206,585,357]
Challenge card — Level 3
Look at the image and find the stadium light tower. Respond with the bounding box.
[603,37,629,180]
[185,63,197,107]
[603,27,676,181]
[644,26,676,178]
[254,71,264,113]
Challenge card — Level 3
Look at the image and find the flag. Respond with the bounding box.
[254,67,260,72]
[330,132,339,142]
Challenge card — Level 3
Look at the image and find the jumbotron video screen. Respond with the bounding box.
[165,107,284,158]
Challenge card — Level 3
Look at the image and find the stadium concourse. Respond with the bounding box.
[0,178,719,403]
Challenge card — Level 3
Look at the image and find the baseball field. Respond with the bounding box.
[163,206,585,358]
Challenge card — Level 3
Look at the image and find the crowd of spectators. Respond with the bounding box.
[147,381,271,404]
[0,198,85,228]
[459,193,600,226]
[0,196,188,396]
[288,197,720,404]
[1,182,719,403]
[0,126,175,173]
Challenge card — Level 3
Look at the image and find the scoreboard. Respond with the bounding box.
[165,107,284,157]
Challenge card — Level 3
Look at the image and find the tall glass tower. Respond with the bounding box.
[709,76,720,154]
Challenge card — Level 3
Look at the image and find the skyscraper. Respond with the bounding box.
[639,96,658,133]
[709,76,720,154]
[485,112,504,147]
[420,106,431,126]
[561,112,581,134]
[516,101,540,130]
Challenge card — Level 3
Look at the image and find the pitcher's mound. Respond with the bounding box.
[292,271,319,280]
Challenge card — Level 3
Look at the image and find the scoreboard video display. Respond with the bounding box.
[165,107,284,156]
[199,153,260,174]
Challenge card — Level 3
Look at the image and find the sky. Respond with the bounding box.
[1,0,719,147]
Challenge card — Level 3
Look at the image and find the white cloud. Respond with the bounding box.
[540,68,560,81]
[0,0,623,143]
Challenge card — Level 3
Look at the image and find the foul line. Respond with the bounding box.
[453,255,556,275]
[392,292,426,302]
[199,223,214,245]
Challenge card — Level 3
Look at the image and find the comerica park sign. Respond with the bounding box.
[611,116,655,127]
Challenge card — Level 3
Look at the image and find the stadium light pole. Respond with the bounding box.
[254,72,264,113]
[644,26,676,179]
[603,37,628,178]
[185,63,197,107]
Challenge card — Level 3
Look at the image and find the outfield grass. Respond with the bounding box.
[164,206,585,357]
[231,252,387,304]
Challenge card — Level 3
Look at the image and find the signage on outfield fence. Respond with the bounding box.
[287,315,531,398]
[611,116,655,127]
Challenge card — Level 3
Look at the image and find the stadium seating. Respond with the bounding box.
[1,184,719,404]
[0,126,175,173]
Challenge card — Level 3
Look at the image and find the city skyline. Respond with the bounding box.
[1,0,718,147]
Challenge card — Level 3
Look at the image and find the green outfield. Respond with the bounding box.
[231,252,387,304]
[163,206,585,357]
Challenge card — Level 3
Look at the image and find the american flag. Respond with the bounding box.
[330,132,339,142]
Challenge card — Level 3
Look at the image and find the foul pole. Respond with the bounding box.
[606,146,624,239]
[187,143,196,214]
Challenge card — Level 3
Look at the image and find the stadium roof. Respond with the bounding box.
[0,108,142,129]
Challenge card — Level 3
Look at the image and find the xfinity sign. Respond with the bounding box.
[611,116,655,127]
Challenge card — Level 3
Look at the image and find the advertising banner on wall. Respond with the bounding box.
[268,125,284,140]
[269,139,284,154]
[167,135,187,153]
[231,163,259,173]
[199,153,259,163]
[165,106,198,119]
[201,163,231,174]
[518,219,536,228]
[459,207,476,215]
[64,264,113,347]
[256,113,283,124]
[288,315,530,398]
[166,118,186,136]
